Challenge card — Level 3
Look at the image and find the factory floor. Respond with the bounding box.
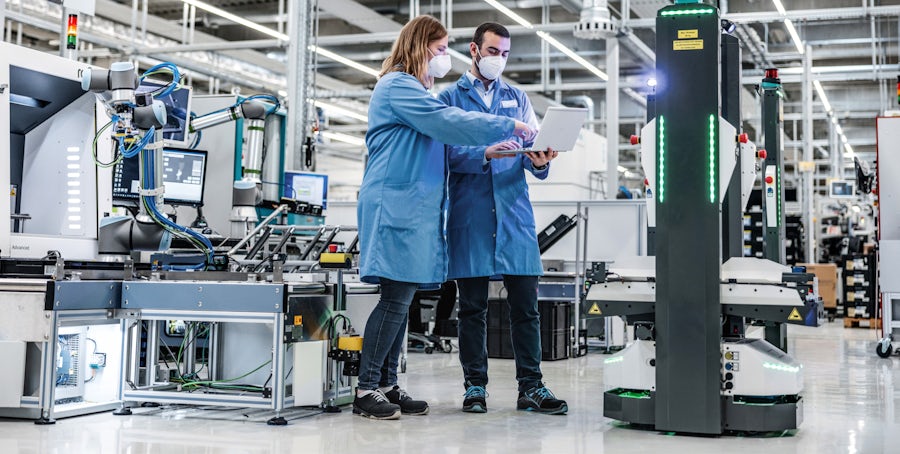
[1,321,898,453]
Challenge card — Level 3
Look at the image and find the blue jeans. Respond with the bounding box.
[357,278,418,390]
[457,275,543,393]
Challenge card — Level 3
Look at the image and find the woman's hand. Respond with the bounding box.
[513,120,536,142]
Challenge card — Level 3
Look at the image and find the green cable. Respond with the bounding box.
[179,359,273,389]
[92,120,121,167]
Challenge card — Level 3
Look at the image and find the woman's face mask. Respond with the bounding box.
[427,48,452,79]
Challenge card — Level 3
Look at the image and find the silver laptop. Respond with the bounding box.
[495,106,588,154]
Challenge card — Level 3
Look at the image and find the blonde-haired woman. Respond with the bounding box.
[355,15,534,420]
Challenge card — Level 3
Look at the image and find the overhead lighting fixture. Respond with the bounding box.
[813,80,832,113]
[311,45,380,78]
[617,165,627,172]
[182,0,380,78]
[843,142,854,156]
[183,0,288,40]
[483,0,534,29]
[536,31,608,81]
[771,0,787,16]
[783,19,805,55]
[483,0,608,82]
[835,124,843,136]
[320,131,366,147]
[314,100,369,123]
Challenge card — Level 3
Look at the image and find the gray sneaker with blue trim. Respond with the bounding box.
[517,385,567,415]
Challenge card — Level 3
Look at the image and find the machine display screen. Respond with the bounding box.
[829,180,855,199]
[112,148,208,206]
[135,80,192,147]
[284,171,328,209]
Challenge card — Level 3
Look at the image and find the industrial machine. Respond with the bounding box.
[585,1,815,435]
[0,42,373,425]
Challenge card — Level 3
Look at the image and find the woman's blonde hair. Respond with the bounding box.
[380,15,448,85]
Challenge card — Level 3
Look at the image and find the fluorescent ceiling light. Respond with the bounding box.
[483,0,608,82]
[320,131,366,146]
[536,31,608,81]
[314,100,369,123]
[831,117,838,124]
[783,19,805,54]
[841,135,848,144]
[834,124,843,136]
[311,45,380,78]
[813,80,832,113]
[483,0,534,29]
[182,0,380,78]
[617,166,627,172]
[183,0,288,40]
[771,0,787,16]
[843,142,854,156]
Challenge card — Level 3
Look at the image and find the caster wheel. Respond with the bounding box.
[876,342,893,358]
[424,347,434,354]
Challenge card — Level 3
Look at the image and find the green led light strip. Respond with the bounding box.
[658,116,666,204]
[660,9,715,16]
[777,167,782,225]
[708,114,716,204]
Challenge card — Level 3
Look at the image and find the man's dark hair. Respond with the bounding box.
[473,22,510,47]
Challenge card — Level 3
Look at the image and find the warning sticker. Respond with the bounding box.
[673,39,704,51]
[787,308,802,321]
[588,303,603,315]
[678,29,699,39]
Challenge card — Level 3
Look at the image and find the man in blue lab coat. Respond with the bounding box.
[439,22,567,415]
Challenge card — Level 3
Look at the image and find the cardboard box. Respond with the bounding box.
[797,263,838,309]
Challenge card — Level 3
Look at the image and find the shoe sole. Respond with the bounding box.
[462,403,486,413]
[352,407,402,420]
[517,404,568,415]
[401,407,429,416]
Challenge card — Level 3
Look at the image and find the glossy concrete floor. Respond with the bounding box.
[1,322,899,454]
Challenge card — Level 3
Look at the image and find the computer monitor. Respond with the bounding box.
[829,180,855,199]
[135,80,192,148]
[284,171,328,210]
[112,148,208,206]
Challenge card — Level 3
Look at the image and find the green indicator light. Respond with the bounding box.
[660,9,715,16]
[658,116,666,204]
[777,167,782,224]
[66,35,77,49]
[708,114,716,204]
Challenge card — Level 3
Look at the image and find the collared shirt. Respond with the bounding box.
[464,70,496,108]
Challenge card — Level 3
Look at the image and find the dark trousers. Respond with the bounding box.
[357,278,418,390]
[456,275,543,393]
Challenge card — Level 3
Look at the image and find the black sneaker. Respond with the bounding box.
[353,389,401,420]
[462,385,488,413]
[384,386,429,415]
[517,385,568,415]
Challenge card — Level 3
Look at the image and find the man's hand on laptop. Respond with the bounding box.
[485,140,521,160]
[525,148,559,168]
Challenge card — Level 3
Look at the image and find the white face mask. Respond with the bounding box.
[476,48,506,81]
[427,49,452,79]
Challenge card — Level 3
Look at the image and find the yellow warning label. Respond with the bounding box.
[588,303,602,315]
[788,308,802,321]
[678,29,699,39]
[673,39,704,51]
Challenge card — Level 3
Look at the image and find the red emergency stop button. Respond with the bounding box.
[765,176,774,184]
[630,135,640,145]
[757,149,767,159]
[644,178,649,186]
[328,244,338,253]
[739,133,749,144]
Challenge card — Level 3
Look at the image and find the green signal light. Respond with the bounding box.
[660,9,715,16]
[658,116,666,204]
[708,114,716,204]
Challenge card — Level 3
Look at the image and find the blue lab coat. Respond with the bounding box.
[438,74,547,279]
[358,71,516,285]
